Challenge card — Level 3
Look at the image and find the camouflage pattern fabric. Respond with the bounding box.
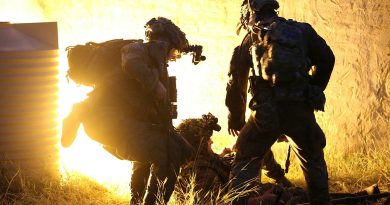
[175,113,289,199]
[144,17,189,51]
[78,40,192,205]
[179,153,231,195]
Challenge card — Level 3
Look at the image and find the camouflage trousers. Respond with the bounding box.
[130,162,150,204]
[129,162,179,205]
[229,101,330,205]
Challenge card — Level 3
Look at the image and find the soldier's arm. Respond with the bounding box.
[121,42,159,93]
[195,166,224,193]
[225,39,251,130]
[306,24,335,90]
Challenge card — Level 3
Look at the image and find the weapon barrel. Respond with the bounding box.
[300,192,390,205]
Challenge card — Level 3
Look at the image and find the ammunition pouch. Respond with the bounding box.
[169,76,178,119]
[169,76,177,102]
[170,104,178,119]
[248,76,272,110]
[248,77,279,132]
[273,83,307,102]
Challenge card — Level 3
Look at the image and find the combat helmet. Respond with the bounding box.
[176,113,221,150]
[144,17,189,51]
[250,0,279,11]
[238,0,279,33]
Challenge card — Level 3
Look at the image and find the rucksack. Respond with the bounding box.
[258,19,311,85]
[66,39,143,86]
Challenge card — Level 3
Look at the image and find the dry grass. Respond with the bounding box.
[1,142,389,205]
[0,161,254,205]
[269,141,390,194]
[0,160,128,205]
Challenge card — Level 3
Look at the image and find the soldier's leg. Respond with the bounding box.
[130,162,151,205]
[282,103,330,205]
[143,163,180,205]
[230,114,280,205]
[262,150,293,187]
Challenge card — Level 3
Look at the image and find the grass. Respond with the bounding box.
[268,141,390,194]
[0,160,128,205]
[1,142,389,205]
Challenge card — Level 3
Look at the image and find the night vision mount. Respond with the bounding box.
[182,45,206,65]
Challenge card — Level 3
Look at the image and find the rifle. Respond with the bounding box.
[157,44,206,129]
[300,192,390,205]
[153,43,205,165]
[156,62,176,130]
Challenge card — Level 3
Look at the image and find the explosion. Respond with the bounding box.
[0,0,389,201]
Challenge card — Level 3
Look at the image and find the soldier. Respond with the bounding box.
[175,113,291,202]
[176,113,230,198]
[225,0,335,204]
[61,17,194,205]
[124,17,193,205]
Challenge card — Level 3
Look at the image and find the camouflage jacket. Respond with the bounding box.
[87,40,169,121]
[225,17,335,129]
[179,152,231,194]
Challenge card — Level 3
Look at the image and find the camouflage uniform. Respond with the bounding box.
[226,1,335,204]
[175,113,230,200]
[179,152,231,196]
[175,113,289,199]
[66,17,194,205]
[80,40,192,205]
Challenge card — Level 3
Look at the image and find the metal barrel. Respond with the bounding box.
[0,22,59,169]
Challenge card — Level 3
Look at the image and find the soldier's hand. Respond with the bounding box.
[227,113,245,137]
[220,147,232,157]
[154,81,167,102]
[228,128,240,137]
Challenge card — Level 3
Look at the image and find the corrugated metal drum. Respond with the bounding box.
[0,22,59,169]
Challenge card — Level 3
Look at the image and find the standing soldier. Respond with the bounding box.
[225,0,335,204]
[61,17,194,205]
[125,17,195,205]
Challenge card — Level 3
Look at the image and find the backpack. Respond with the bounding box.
[66,39,143,86]
[258,19,311,85]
